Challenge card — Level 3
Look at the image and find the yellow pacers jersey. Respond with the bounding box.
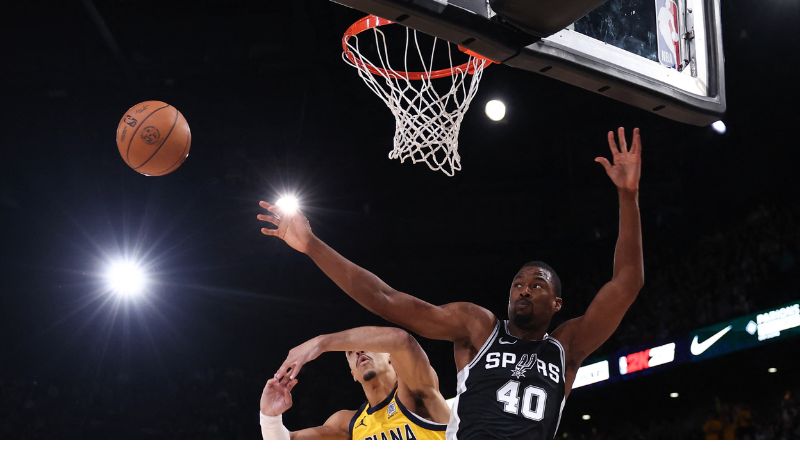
[349,386,446,440]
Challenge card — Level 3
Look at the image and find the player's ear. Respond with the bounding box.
[554,297,563,312]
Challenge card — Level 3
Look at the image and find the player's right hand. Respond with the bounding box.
[275,337,324,381]
[260,377,299,416]
[257,200,314,253]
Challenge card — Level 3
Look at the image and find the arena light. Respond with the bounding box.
[711,120,727,134]
[670,392,679,398]
[768,367,777,374]
[485,99,506,121]
[275,194,300,215]
[105,259,147,298]
[581,414,591,421]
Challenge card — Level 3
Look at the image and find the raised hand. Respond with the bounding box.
[594,127,642,193]
[274,337,324,381]
[260,377,299,416]
[257,200,314,254]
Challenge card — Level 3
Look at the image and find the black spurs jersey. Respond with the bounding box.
[446,320,567,439]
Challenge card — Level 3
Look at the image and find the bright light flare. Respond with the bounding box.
[711,120,727,134]
[275,195,300,215]
[582,414,591,421]
[768,367,777,373]
[670,392,679,398]
[485,99,506,121]
[105,260,147,298]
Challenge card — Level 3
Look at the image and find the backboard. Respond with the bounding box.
[330,0,725,126]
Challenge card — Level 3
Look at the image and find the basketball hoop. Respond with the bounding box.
[342,15,493,176]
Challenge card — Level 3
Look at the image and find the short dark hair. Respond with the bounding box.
[520,260,562,297]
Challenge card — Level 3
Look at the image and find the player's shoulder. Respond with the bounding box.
[327,409,358,426]
[550,317,586,367]
[442,302,498,348]
[441,301,495,320]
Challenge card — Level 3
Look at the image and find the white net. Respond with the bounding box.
[343,18,490,176]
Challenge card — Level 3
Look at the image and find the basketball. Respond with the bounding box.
[115,100,191,176]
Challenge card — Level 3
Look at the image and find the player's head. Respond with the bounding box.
[507,261,562,329]
[345,350,395,385]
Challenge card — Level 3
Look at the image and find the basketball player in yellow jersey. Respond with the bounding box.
[259,326,449,440]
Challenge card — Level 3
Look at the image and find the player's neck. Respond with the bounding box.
[361,375,397,408]
[507,321,548,341]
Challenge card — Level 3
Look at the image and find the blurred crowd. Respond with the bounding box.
[566,385,800,440]
[606,201,798,349]
[0,368,263,439]
[701,389,800,440]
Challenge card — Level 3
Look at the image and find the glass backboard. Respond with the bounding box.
[330,0,725,125]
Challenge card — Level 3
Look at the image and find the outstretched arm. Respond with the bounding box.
[554,127,645,364]
[274,326,450,424]
[257,203,495,345]
[259,376,352,440]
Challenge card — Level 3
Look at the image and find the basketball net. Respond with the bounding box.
[343,16,492,176]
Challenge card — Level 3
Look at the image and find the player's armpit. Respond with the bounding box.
[553,280,637,365]
[289,409,354,440]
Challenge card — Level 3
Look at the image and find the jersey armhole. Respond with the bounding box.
[348,402,368,439]
[395,396,448,431]
[465,319,500,370]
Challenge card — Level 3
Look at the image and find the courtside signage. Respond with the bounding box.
[571,300,800,389]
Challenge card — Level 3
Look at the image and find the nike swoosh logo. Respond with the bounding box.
[690,325,732,355]
[498,338,517,345]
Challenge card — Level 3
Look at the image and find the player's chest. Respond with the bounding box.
[476,344,563,387]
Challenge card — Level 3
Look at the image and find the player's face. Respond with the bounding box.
[346,350,391,383]
[508,266,561,328]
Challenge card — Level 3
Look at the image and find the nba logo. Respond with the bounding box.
[387,402,397,418]
[656,0,681,69]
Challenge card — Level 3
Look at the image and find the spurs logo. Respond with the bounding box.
[140,126,160,144]
[510,353,537,379]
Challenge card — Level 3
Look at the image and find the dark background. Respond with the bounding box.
[1,0,798,439]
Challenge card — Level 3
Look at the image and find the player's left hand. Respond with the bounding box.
[275,336,324,381]
[595,127,642,193]
[260,377,299,416]
[257,200,314,254]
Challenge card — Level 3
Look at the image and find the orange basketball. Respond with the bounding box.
[115,100,191,176]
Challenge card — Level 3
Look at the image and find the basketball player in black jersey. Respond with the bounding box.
[258,127,644,439]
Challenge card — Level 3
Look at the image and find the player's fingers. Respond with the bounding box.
[261,228,280,237]
[617,127,628,152]
[594,157,612,173]
[288,362,304,380]
[632,128,642,154]
[258,214,279,226]
[282,385,293,403]
[259,201,281,215]
[277,375,293,387]
[607,131,620,154]
[286,379,299,393]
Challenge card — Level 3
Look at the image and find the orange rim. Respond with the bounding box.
[342,15,494,80]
